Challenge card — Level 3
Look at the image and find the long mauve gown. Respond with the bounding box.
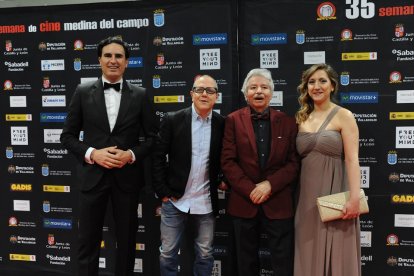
[294,106,361,276]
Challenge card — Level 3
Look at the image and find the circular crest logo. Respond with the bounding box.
[389,172,400,183]
[317,2,336,20]
[9,216,18,226]
[74,40,84,50]
[153,36,162,46]
[387,234,399,246]
[8,164,16,174]
[341,29,353,40]
[389,71,402,83]
[387,256,398,267]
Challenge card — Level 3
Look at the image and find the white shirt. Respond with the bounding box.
[172,104,213,214]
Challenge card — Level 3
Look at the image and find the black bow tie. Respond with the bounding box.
[103,82,121,92]
[251,112,269,120]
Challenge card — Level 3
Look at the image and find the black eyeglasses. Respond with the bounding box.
[192,87,218,95]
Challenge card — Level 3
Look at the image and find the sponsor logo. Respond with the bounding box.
[153,9,165,27]
[395,214,414,227]
[10,183,32,192]
[153,36,184,46]
[43,148,68,159]
[74,39,84,50]
[397,90,414,104]
[361,255,373,266]
[9,254,36,262]
[4,61,29,72]
[8,216,36,227]
[260,50,278,68]
[43,129,63,143]
[396,126,414,148]
[8,165,34,174]
[5,114,32,121]
[342,52,377,61]
[156,52,165,65]
[390,71,402,83]
[13,199,30,211]
[212,260,222,276]
[43,218,72,229]
[99,258,106,268]
[360,166,370,188]
[388,150,398,165]
[353,113,377,123]
[392,49,414,61]
[43,185,70,193]
[251,33,287,45]
[387,256,398,266]
[154,95,185,103]
[10,235,36,245]
[5,146,34,159]
[389,172,400,183]
[128,57,143,68]
[42,95,66,107]
[200,48,221,70]
[41,59,65,71]
[152,75,161,88]
[387,234,399,245]
[317,2,336,20]
[4,79,13,90]
[134,258,143,273]
[391,194,414,204]
[136,243,145,251]
[40,113,67,122]
[10,126,29,146]
[360,231,372,247]
[304,51,325,64]
[341,29,352,40]
[390,112,414,120]
[340,92,378,104]
[193,33,227,45]
[9,96,27,108]
[296,30,305,44]
[46,254,71,266]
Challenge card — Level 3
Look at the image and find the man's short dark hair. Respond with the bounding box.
[97,36,130,59]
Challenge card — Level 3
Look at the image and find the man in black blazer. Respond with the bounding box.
[60,36,158,276]
[152,75,224,276]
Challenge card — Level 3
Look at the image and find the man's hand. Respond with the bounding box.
[249,180,272,204]
[91,146,132,169]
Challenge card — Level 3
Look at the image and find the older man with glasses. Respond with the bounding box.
[152,75,225,276]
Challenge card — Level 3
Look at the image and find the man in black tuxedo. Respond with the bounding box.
[152,75,224,276]
[60,36,158,276]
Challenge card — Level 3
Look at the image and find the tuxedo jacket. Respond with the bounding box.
[60,78,158,192]
[221,107,300,219]
[151,107,225,214]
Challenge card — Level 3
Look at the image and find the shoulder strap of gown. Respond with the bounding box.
[317,105,340,132]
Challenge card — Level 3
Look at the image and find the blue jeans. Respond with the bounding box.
[159,200,215,276]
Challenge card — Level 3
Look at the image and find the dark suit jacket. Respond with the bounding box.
[151,107,225,215]
[60,78,158,192]
[221,107,300,219]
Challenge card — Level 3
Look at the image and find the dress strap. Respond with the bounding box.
[317,105,340,132]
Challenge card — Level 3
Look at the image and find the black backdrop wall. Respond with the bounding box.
[1,0,413,275]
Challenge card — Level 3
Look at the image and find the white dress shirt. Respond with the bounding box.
[172,104,213,214]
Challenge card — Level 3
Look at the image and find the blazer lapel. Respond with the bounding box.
[268,109,282,165]
[183,107,192,161]
[113,81,132,132]
[241,107,258,156]
[210,113,219,155]
[92,79,111,133]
